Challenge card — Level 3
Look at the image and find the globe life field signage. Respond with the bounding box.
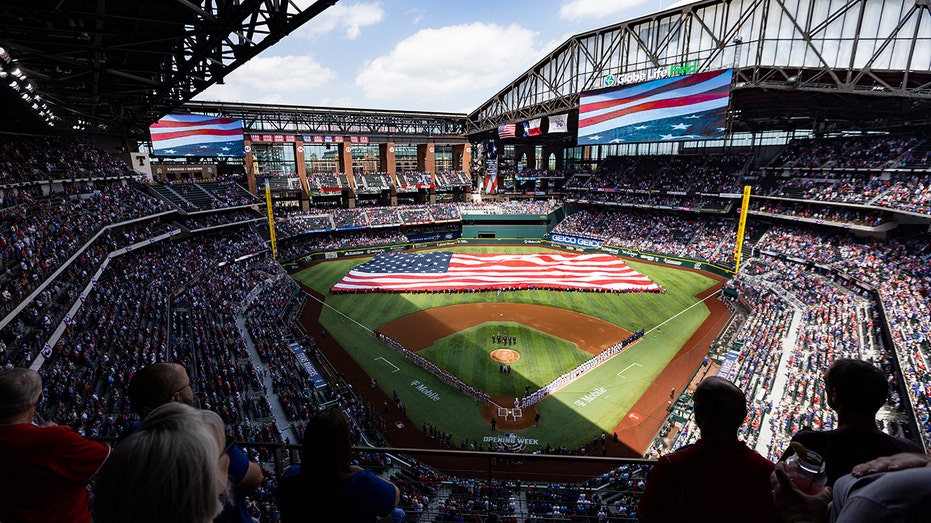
[604,60,698,87]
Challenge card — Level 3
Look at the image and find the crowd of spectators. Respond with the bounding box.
[354,173,392,192]
[568,190,733,212]
[583,153,748,193]
[752,226,931,448]
[0,180,170,309]
[458,199,560,215]
[872,171,931,214]
[0,136,137,185]
[1,220,178,366]
[433,170,471,188]
[551,207,752,268]
[306,172,345,190]
[6,131,931,521]
[643,224,927,462]
[746,134,931,217]
[750,200,891,227]
[33,230,270,436]
[0,178,177,367]
[395,171,434,188]
[204,179,262,208]
[277,229,408,261]
[769,135,920,169]
[179,209,265,231]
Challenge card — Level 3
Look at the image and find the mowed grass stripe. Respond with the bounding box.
[420,323,591,397]
[296,245,720,449]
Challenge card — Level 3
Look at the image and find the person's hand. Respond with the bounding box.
[851,452,931,477]
[770,461,832,523]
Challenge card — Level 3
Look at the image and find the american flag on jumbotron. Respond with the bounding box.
[577,68,732,144]
[331,252,661,293]
[497,123,517,139]
[149,114,245,157]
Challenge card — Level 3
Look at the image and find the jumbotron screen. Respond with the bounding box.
[578,68,732,145]
[149,114,245,157]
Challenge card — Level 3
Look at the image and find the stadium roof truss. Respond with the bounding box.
[0,0,337,137]
[467,0,931,136]
[183,100,468,143]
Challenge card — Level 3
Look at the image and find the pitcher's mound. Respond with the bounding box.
[491,348,520,363]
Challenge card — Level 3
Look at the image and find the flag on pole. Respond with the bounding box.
[523,118,542,137]
[548,113,568,133]
[498,123,517,139]
[331,252,661,293]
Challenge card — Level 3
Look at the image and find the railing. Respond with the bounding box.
[237,442,654,522]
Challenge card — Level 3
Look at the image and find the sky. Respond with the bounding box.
[194,0,687,115]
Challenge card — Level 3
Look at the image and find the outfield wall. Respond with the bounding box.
[283,236,734,278]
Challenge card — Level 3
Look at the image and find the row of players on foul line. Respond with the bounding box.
[373,328,646,410]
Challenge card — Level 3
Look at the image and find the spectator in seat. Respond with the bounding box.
[772,452,931,522]
[94,403,229,523]
[276,407,400,522]
[779,358,923,486]
[126,362,263,523]
[0,368,111,523]
[638,376,779,522]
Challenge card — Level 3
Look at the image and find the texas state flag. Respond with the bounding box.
[523,118,542,137]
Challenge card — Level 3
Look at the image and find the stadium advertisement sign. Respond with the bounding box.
[288,343,327,389]
[548,233,603,248]
[406,231,461,243]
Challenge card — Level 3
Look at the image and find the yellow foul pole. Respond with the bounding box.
[265,179,277,259]
[733,185,751,273]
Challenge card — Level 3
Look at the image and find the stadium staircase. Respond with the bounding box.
[753,307,802,455]
[234,305,302,443]
[904,139,931,167]
[149,184,197,212]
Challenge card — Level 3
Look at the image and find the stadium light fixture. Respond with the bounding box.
[11,68,22,78]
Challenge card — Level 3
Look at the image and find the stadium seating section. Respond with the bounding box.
[1,132,930,521]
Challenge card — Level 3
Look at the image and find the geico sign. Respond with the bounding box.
[551,234,602,248]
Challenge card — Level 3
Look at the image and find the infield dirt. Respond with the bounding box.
[377,302,634,431]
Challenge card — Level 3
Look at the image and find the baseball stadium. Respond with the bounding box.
[2,0,931,521]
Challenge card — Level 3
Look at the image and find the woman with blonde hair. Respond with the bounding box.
[94,403,230,523]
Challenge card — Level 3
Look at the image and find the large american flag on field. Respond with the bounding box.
[149,114,245,157]
[331,252,661,293]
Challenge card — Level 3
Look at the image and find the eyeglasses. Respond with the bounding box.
[167,381,192,402]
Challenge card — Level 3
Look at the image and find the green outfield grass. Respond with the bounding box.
[293,245,720,451]
[420,323,591,397]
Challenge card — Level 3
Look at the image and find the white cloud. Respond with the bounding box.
[354,22,545,110]
[297,2,385,40]
[194,55,336,104]
[558,0,649,22]
[405,8,426,25]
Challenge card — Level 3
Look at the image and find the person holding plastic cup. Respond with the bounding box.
[779,359,922,487]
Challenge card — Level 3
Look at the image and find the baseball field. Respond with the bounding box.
[291,244,729,456]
